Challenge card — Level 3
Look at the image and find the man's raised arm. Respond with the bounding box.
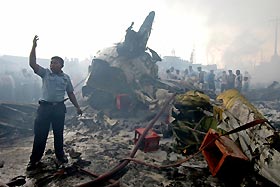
[29,35,40,73]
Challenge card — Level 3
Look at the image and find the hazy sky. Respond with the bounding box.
[1,0,280,68]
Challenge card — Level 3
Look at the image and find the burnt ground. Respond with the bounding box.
[0,103,279,187]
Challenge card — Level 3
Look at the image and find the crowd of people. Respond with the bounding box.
[163,65,251,93]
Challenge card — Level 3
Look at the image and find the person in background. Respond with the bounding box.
[26,35,83,171]
[227,70,236,89]
[188,65,197,80]
[243,71,251,92]
[207,70,216,92]
[182,68,189,80]
[0,72,15,102]
[175,69,181,80]
[235,69,243,92]
[219,70,228,92]
[197,67,205,89]
[166,69,172,79]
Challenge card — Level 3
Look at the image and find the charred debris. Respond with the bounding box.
[1,11,280,187]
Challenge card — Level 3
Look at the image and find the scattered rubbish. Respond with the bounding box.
[0,161,4,168]
[6,176,26,187]
[68,148,82,159]
[1,87,279,187]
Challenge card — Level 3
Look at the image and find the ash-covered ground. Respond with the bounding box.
[0,103,279,187]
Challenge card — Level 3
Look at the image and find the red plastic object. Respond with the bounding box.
[116,94,130,110]
[134,128,160,152]
[199,129,249,176]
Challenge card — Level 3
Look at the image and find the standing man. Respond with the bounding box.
[197,67,205,89]
[207,70,216,92]
[235,69,243,92]
[27,35,83,170]
[219,71,228,92]
[227,70,236,89]
[243,71,251,92]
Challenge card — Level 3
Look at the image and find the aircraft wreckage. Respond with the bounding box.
[82,11,178,117]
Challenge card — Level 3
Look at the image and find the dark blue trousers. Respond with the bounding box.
[30,102,66,163]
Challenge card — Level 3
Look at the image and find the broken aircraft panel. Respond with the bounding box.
[217,89,280,186]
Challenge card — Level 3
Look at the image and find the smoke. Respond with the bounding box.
[164,0,280,69]
[205,0,279,68]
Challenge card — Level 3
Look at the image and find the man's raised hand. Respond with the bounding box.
[33,35,39,48]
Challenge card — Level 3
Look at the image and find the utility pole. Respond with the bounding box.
[273,18,279,55]
[171,48,175,56]
[270,18,280,62]
[190,48,195,64]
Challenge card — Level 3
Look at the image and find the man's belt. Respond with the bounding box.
[39,98,69,106]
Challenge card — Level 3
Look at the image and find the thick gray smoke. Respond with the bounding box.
[166,0,280,85]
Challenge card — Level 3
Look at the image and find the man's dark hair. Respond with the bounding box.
[51,56,64,67]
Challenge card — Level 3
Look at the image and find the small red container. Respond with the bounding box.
[199,129,249,177]
[134,128,160,152]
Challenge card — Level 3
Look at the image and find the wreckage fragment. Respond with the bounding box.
[216,89,280,186]
[200,129,249,180]
[117,11,155,58]
[171,90,216,153]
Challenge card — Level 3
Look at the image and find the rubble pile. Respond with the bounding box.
[1,97,279,187]
[1,106,226,187]
[254,101,280,130]
[63,107,224,187]
[244,81,280,102]
[0,103,36,144]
